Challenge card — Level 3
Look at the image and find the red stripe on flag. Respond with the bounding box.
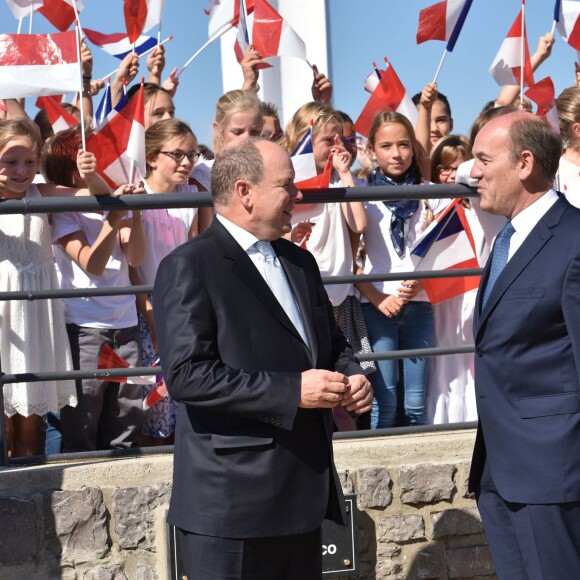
[38,0,77,31]
[84,28,128,46]
[252,0,284,58]
[353,64,407,137]
[0,32,78,66]
[124,0,148,44]
[416,1,447,44]
[569,17,580,51]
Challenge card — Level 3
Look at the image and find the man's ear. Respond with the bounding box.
[234,179,252,209]
[519,149,534,180]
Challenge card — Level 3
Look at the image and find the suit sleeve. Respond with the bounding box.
[562,246,580,384]
[153,252,301,430]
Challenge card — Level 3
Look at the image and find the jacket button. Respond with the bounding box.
[476,348,484,357]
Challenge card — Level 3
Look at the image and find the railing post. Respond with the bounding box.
[0,357,7,467]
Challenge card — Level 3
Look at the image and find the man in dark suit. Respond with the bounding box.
[153,138,372,579]
[468,111,580,577]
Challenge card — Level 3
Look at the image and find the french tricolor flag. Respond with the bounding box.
[411,199,480,304]
[38,0,83,32]
[353,59,418,138]
[0,31,81,99]
[364,62,383,94]
[291,126,317,183]
[555,0,580,51]
[416,0,473,51]
[489,6,534,87]
[84,28,157,60]
[252,0,306,63]
[86,82,146,188]
[234,0,250,63]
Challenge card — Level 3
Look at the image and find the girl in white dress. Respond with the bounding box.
[0,119,110,456]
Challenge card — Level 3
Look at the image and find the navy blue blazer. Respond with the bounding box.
[469,196,580,503]
[153,219,363,538]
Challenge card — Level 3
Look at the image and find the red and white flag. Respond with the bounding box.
[411,199,480,304]
[86,82,146,188]
[98,344,157,386]
[37,95,79,133]
[207,0,255,38]
[554,0,580,51]
[354,60,418,138]
[123,0,164,44]
[416,0,473,52]
[38,0,83,31]
[252,0,306,63]
[295,154,332,190]
[5,0,43,20]
[489,6,534,87]
[0,31,81,99]
[525,76,560,133]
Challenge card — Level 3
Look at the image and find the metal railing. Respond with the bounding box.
[0,183,480,466]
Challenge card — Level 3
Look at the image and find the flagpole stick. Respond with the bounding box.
[550,20,556,36]
[100,35,174,81]
[520,1,525,108]
[71,0,84,39]
[157,0,166,47]
[178,24,233,77]
[17,17,22,34]
[75,26,87,151]
[432,49,448,85]
[28,3,33,34]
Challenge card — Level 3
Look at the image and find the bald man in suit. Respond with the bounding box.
[154,138,372,579]
[469,112,580,578]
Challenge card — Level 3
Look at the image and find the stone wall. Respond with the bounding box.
[0,428,496,579]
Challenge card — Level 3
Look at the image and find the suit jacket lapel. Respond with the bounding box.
[212,221,310,348]
[476,198,565,338]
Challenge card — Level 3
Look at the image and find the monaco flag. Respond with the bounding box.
[207,0,256,38]
[295,154,332,191]
[554,0,580,51]
[489,6,534,87]
[252,0,306,62]
[411,198,480,304]
[38,0,83,32]
[124,0,164,44]
[86,82,146,188]
[5,0,44,20]
[0,31,81,99]
[354,60,418,138]
[416,0,473,52]
[37,95,79,133]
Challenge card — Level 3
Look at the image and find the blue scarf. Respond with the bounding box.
[367,167,420,258]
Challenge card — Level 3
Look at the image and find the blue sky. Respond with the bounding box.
[0,0,574,146]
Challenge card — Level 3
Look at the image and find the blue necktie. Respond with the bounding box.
[482,221,515,307]
[254,241,310,348]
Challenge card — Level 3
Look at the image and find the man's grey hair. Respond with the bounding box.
[507,117,562,186]
[211,138,265,206]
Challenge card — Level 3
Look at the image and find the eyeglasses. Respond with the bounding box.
[160,150,201,163]
[342,136,357,144]
[437,164,459,177]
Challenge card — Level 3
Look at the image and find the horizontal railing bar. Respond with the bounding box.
[0,184,478,215]
[1,346,476,384]
[0,270,483,301]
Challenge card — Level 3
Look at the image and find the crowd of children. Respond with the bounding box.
[0,31,577,456]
